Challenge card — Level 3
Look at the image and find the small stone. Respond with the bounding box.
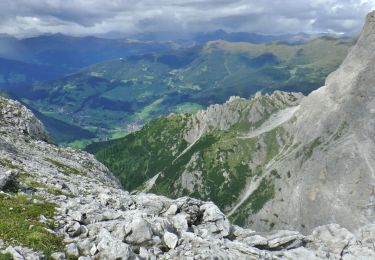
[65,221,83,237]
[164,231,178,249]
[165,204,178,215]
[311,224,355,256]
[244,235,268,246]
[266,230,303,249]
[5,246,23,260]
[77,239,91,256]
[139,247,149,259]
[65,243,80,257]
[78,257,92,260]
[39,215,48,224]
[90,244,98,256]
[51,252,66,260]
[172,214,188,233]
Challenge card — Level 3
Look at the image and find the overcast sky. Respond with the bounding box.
[0,0,374,37]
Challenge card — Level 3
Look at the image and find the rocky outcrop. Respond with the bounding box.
[183,91,303,144]
[0,169,19,192]
[0,97,50,142]
[1,94,375,258]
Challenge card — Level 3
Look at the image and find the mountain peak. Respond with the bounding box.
[322,10,375,102]
[363,10,375,36]
[295,10,375,140]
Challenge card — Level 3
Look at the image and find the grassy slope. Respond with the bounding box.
[0,194,63,257]
[0,156,86,258]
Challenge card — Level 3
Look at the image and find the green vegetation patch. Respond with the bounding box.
[0,159,20,170]
[0,193,63,257]
[151,131,260,209]
[19,174,73,197]
[264,129,281,162]
[298,137,322,164]
[248,178,276,213]
[0,253,13,260]
[44,158,85,176]
[86,115,189,191]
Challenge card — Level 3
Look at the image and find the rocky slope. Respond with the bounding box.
[88,10,375,236]
[1,93,375,258]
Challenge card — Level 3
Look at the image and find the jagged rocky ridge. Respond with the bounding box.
[1,96,375,258]
[88,11,375,236]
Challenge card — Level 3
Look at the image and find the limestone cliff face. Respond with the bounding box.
[1,90,374,258]
[246,10,375,234]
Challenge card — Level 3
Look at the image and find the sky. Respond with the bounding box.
[0,0,374,37]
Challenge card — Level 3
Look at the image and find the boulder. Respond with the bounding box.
[0,170,19,192]
[125,218,153,244]
[97,229,131,259]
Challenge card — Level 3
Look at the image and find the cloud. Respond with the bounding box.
[0,0,374,37]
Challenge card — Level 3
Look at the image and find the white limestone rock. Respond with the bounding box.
[163,231,179,249]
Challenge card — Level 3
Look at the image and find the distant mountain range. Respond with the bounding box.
[0,33,176,72]
[131,29,347,45]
